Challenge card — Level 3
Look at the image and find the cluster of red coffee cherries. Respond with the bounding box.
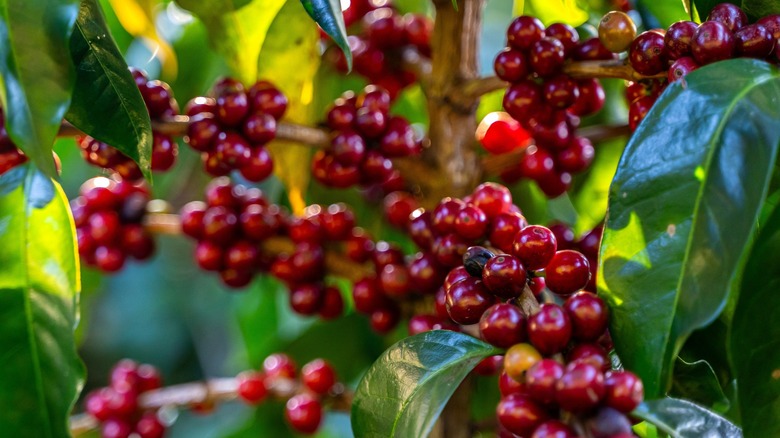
[71,177,155,272]
[184,78,287,181]
[495,17,610,197]
[329,3,432,99]
[312,85,420,192]
[78,69,178,180]
[180,178,347,317]
[83,359,166,438]
[600,4,780,131]
[236,353,343,435]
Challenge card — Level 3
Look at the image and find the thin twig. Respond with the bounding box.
[142,213,374,282]
[70,377,353,436]
[59,117,331,149]
[480,124,630,175]
[456,59,666,104]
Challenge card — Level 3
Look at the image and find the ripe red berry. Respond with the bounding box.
[471,182,513,219]
[454,205,489,240]
[496,394,550,436]
[370,304,400,333]
[691,20,735,65]
[102,418,133,438]
[707,3,747,31]
[525,359,565,405]
[628,95,656,132]
[545,250,591,295]
[530,37,566,77]
[507,16,545,50]
[604,370,644,412]
[302,359,337,395]
[285,393,323,435]
[494,48,529,82]
[482,255,527,298]
[489,212,528,254]
[476,112,532,155]
[445,277,494,325]
[531,420,576,438]
[564,291,609,342]
[135,412,166,438]
[499,370,528,396]
[629,31,666,75]
[527,303,572,355]
[503,81,542,121]
[263,353,297,379]
[432,197,465,235]
[664,20,698,60]
[555,361,606,412]
[237,371,268,404]
[480,303,527,348]
[545,23,579,55]
[735,24,775,58]
[668,56,699,82]
[513,225,557,271]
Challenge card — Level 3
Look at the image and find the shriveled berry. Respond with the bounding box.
[463,246,495,277]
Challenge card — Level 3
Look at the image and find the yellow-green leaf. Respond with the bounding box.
[108,0,177,78]
[257,0,320,214]
[513,0,589,26]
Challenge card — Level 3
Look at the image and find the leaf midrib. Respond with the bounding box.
[20,166,53,438]
[388,342,498,437]
[662,71,778,388]
[73,9,146,165]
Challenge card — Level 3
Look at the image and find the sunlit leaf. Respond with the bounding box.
[257,0,320,214]
[599,59,780,398]
[512,0,588,26]
[352,331,501,438]
[108,0,177,78]
[0,163,84,437]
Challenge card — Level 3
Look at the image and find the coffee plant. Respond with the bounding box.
[0,0,778,436]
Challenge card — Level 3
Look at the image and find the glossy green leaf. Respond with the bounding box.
[636,0,689,28]
[300,0,351,70]
[730,204,780,437]
[352,331,501,438]
[66,0,153,178]
[512,0,588,26]
[0,0,80,178]
[670,358,730,413]
[598,59,780,398]
[174,0,286,83]
[0,163,84,437]
[573,138,625,235]
[633,398,742,437]
[740,0,780,21]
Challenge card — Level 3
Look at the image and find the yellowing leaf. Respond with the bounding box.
[174,0,286,84]
[108,0,177,78]
[513,0,589,26]
[257,0,320,214]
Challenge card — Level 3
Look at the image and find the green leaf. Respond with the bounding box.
[636,0,689,28]
[0,163,84,437]
[598,59,780,398]
[670,358,730,413]
[633,398,742,438]
[300,0,351,70]
[740,0,780,21]
[174,0,286,83]
[0,0,80,178]
[730,203,780,438]
[512,0,588,26]
[572,137,625,236]
[66,0,153,178]
[351,331,501,438]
